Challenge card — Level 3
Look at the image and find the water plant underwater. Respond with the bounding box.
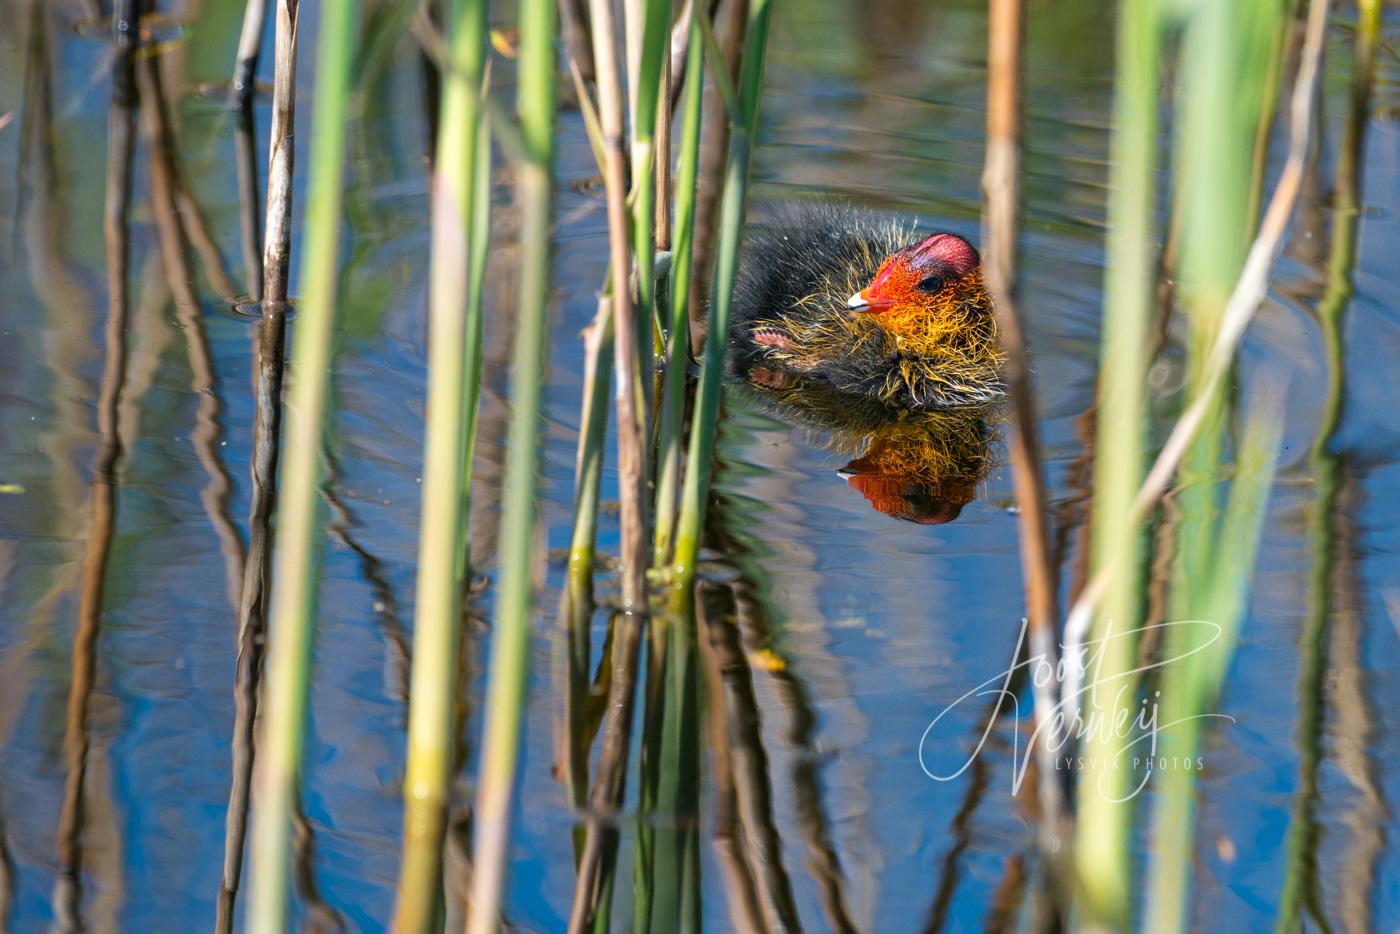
[34,0,1384,928]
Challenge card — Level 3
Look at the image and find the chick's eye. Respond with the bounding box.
[917,274,945,293]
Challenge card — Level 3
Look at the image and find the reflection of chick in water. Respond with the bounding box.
[734,363,998,525]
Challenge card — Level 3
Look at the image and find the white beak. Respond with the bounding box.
[846,290,868,310]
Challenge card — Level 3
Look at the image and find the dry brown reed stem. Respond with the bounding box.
[688,0,746,346]
[261,0,299,307]
[667,0,699,106]
[220,60,284,934]
[979,0,1068,850]
[246,0,354,918]
[219,303,285,934]
[655,34,674,250]
[215,11,298,929]
[587,0,650,622]
[566,1,652,928]
[1062,0,1330,701]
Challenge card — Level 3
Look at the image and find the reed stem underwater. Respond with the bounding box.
[244,0,356,926]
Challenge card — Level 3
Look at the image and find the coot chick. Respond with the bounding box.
[729,202,1005,408]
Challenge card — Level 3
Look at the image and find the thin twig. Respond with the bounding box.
[979,0,1068,859]
[232,0,270,106]
[261,0,299,308]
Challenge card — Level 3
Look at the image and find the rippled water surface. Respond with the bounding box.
[3,0,1400,930]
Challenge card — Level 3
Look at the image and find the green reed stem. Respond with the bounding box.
[631,0,674,360]
[670,0,773,609]
[466,0,556,929]
[563,296,614,805]
[1140,0,1318,926]
[652,9,704,570]
[462,103,493,546]
[395,0,488,928]
[1165,0,1281,630]
[244,0,355,928]
[568,298,614,602]
[1072,0,1159,923]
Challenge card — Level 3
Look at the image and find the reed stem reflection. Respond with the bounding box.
[53,3,140,925]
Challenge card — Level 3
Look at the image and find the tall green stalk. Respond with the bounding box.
[670,0,774,608]
[630,0,673,354]
[1073,0,1159,918]
[1166,0,1282,627]
[395,0,488,928]
[652,10,704,569]
[563,298,613,806]
[244,0,356,928]
[1141,4,1304,928]
[462,104,494,562]
[634,23,706,925]
[466,0,556,929]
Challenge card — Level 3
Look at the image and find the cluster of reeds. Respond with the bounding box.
[949,0,1385,928]
[159,0,1375,928]
[990,0,1372,928]
[221,0,779,928]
